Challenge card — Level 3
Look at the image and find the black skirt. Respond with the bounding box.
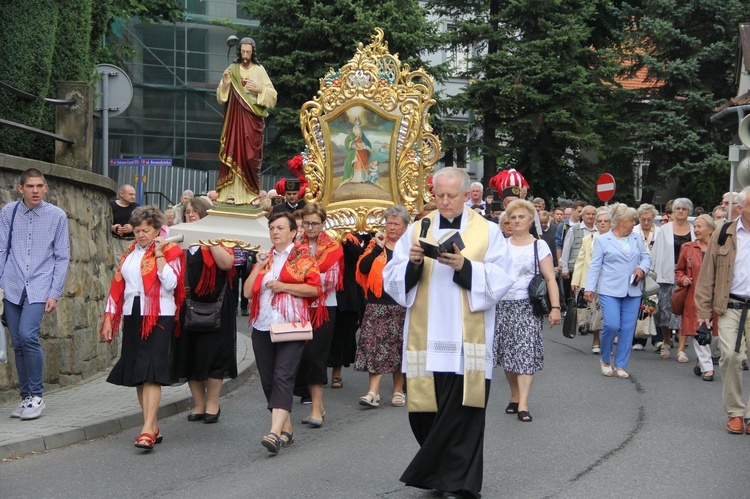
[327,309,359,367]
[295,306,336,385]
[107,298,175,387]
[171,251,238,382]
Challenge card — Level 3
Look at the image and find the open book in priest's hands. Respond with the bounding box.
[419,230,465,259]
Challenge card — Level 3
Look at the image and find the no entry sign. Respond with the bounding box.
[596,173,616,202]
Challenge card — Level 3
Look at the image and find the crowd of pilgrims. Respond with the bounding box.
[99,174,742,457]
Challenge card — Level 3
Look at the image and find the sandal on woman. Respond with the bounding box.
[677,351,689,363]
[134,432,157,450]
[331,377,343,389]
[600,360,614,377]
[261,432,282,454]
[280,431,294,448]
[391,392,406,407]
[660,343,671,359]
[155,428,163,444]
[505,402,519,414]
[358,391,380,408]
[614,368,630,379]
[517,410,533,422]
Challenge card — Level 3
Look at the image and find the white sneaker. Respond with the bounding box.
[632,344,644,351]
[19,396,45,420]
[10,396,32,418]
[592,346,601,354]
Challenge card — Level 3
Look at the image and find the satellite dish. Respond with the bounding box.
[93,64,133,118]
[738,156,750,187]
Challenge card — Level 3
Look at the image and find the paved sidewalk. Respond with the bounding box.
[0,331,255,460]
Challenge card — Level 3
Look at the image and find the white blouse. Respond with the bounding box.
[502,240,552,301]
[253,243,306,331]
[106,243,180,316]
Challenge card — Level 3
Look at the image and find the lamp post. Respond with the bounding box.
[728,145,740,221]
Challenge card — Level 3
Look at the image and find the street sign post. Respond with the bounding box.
[108,157,172,204]
[596,173,616,204]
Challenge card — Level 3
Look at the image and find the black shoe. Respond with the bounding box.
[203,408,221,424]
[187,413,205,422]
[703,374,714,381]
[693,365,702,376]
[241,309,249,316]
[301,396,312,405]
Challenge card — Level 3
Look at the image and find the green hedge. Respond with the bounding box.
[0,0,94,162]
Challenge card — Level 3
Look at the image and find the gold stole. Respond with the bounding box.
[230,64,269,118]
[406,209,489,412]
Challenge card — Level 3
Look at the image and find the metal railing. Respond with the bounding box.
[0,81,76,145]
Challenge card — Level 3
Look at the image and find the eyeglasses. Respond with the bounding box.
[301,221,322,228]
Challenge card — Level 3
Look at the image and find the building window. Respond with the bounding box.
[447,24,470,76]
[186,0,206,15]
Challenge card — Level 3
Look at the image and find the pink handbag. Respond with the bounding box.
[269,321,313,343]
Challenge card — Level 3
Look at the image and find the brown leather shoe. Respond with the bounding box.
[746,420,750,435]
[726,416,744,434]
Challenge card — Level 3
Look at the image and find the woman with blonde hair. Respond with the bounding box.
[674,214,718,380]
[585,204,651,379]
[494,199,561,422]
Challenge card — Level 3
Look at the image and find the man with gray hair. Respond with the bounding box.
[695,186,750,434]
[172,189,194,224]
[722,192,740,220]
[384,167,515,498]
[464,181,486,214]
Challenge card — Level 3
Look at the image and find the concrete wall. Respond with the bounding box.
[0,153,118,402]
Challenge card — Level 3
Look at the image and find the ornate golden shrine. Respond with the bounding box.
[300,28,440,236]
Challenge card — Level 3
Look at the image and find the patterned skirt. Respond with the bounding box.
[354,303,406,375]
[656,283,682,330]
[493,299,544,375]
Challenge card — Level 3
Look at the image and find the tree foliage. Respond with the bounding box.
[237,0,444,173]
[428,0,625,202]
[609,0,747,208]
[428,0,745,207]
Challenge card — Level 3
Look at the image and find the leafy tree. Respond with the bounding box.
[428,0,625,202]
[611,0,747,208]
[237,0,445,173]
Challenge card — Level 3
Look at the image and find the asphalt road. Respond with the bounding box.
[2,326,750,499]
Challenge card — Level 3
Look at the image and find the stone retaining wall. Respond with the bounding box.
[0,153,118,402]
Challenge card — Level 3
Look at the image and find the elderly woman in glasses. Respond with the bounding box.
[354,205,411,408]
[295,203,343,428]
[652,198,695,360]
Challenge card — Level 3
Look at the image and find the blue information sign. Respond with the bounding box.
[109,158,140,166]
[141,158,172,166]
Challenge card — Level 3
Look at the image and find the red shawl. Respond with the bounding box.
[355,239,388,299]
[193,246,235,296]
[249,242,325,327]
[301,231,344,309]
[102,241,186,339]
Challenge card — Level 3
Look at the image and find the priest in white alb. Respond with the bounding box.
[383,167,515,499]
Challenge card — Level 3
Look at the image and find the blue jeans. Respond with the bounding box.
[600,294,641,370]
[4,294,46,397]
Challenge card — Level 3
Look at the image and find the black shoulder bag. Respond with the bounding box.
[528,241,550,317]
[183,278,227,333]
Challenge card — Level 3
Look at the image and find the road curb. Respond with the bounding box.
[0,334,255,460]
